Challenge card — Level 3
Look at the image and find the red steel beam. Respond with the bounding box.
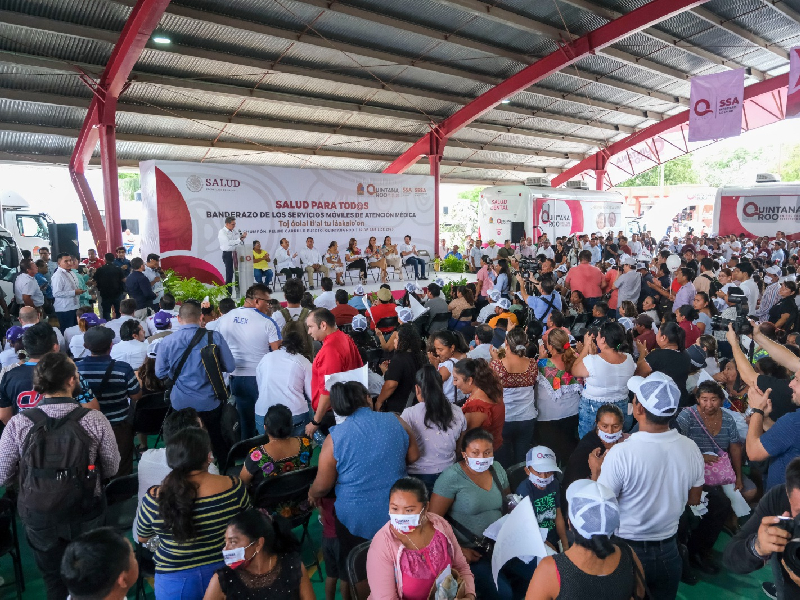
[69,0,171,255]
[383,0,710,175]
[551,72,789,188]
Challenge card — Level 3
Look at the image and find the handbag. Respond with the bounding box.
[427,567,467,600]
[690,407,737,486]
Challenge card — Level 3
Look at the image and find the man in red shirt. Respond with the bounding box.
[82,249,103,271]
[331,289,359,326]
[368,288,398,333]
[633,314,657,351]
[564,250,606,307]
[305,308,363,437]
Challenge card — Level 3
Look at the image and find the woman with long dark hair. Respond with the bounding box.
[492,259,511,300]
[376,324,427,413]
[401,365,468,493]
[345,237,368,284]
[692,292,716,335]
[635,320,693,408]
[448,285,476,322]
[768,280,798,330]
[428,330,469,405]
[203,509,314,599]
[365,236,389,283]
[453,359,505,452]
[676,305,702,347]
[136,427,250,599]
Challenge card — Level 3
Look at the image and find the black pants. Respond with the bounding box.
[280,267,304,279]
[222,251,235,291]
[347,259,368,278]
[198,401,230,468]
[26,511,105,600]
[684,484,731,556]
[535,415,578,466]
[100,294,122,320]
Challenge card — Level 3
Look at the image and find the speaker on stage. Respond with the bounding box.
[510,222,526,243]
[47,223,80,258]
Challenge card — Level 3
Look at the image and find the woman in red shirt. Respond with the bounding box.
[452,358,505,452]
[676,305,702,347]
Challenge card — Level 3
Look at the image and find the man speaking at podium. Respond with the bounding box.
[218,216,247,293]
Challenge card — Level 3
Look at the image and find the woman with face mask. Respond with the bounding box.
[430,429,531,600]
[560,404,626,514]
[203,509,314,599]
[366,477,476,600]
[135,427,250,599]
[525,479,645,600]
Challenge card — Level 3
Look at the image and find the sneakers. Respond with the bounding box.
[762,582,777,600]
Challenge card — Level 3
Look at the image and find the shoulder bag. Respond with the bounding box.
[690,407,737,486]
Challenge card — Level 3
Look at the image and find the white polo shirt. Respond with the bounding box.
[398,243,418,264]
[598,429,704,541]
[216,307,281,377]
[110,339,149,370]
[299,247,323,267]
[144,310,179,337]
[314,291,336,310]
[14,273,43,307]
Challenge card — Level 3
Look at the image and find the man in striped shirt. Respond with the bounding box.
[77,326,141,476]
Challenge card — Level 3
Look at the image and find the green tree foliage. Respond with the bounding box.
[698,147,764,188]
[118,173,141,202]
[618,155,699,187]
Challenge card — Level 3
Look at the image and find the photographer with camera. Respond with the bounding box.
[516,272,562,325]
[724,457,800,600]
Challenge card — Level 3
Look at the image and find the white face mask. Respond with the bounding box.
[334,412,347,425]
[598,429,623,444]
[389,510,424,534]
[222,541,257,569]
[529,473,554,487]
[466,457,493,473]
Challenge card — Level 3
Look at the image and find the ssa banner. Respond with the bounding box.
[688,69,745,143]
[140,161,435,284]
[788,47,800,119]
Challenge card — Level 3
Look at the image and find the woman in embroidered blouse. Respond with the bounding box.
[535,328,583,464]
[365,236,389,283]
[326,241,345,286]
[240,405,313,499]
[345,237,368,284]
[490,328,537,467]
[452,358,505,452]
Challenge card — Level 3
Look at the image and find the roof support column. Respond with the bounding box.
[594,155,608,191]
[429,133,447,257]
[98,97,122,254]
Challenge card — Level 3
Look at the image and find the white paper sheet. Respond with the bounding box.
[325,364,369,388]
[409,294,430,321]
[690,491,709,517]
[722,483,752,517]
[483,514,509,541]
[491,497,548,588]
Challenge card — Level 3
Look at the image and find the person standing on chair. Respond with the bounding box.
[218,217,247,294]
[51,253,84,332]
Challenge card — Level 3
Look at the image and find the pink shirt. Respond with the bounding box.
[605,269,620,310]
[565,263,604,298]
[476,265,494,297]
[399,530,451,600]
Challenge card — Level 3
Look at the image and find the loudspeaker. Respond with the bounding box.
[47,223,80,258]
[510,221,526,242]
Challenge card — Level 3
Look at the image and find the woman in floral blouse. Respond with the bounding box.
[240,405,313,499]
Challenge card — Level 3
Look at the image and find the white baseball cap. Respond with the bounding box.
[497,298,511,310]
[621,255,636,266]
[556,264,568,273]
[566,479,620,539]
[405,282,417,293]
[434,278,445,288]
[606,258,616,266]
[617,317,634,331]
[354,285,365,296]
[525,446,561,474]
[146,338,162,358]
[351,315,368,331]
[766,265,782,276]
[397,307,413,323]
[627,371,681,416]
[488,289,501,302]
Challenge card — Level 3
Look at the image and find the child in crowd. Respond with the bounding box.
[516,446,569,552]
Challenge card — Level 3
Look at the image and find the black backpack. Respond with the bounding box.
[18,407,97,524]
[701,273,723,297]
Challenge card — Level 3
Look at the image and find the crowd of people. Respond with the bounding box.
[1,227,800,600]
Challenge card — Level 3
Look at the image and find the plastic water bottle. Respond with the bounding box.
[145,536,161,553]
[313,431,325,447]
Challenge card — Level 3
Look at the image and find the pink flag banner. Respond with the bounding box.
[787,47,800,119]
[688,69,745,142]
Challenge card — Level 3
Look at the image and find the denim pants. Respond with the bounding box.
[617,536,681,600]
[154,561,224,600]
[470,554,535,600]
[54,309,77,332]
[496,418,536,467]
[230,375,258,440]
[405,256,426,278]
[579,396,628,439]
[255,412,310,437]
[254,268,273,286]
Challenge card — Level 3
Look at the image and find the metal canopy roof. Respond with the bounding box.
[0,0,797,185]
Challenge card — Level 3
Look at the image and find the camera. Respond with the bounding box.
[711,286,753,337]
[517,257,540,280]
[777,515,800,577]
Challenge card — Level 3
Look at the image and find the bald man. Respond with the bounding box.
[19,306,66,353]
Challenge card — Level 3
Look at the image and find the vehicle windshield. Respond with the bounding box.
[16,214,49,239]
[0,236,17,282]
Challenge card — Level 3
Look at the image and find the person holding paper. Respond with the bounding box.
[366,477,476,600]
[525,480,645,600]
[674,380,746,574]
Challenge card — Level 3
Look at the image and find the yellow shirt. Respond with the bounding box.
[253,249,270,270]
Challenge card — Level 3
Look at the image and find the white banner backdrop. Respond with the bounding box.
[140,161,435,284]
[688,69,745,142]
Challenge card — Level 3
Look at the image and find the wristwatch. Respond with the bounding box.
[751,408,765,417]
[310,418,321,427]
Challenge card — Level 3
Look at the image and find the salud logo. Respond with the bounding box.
[186,175,204,193]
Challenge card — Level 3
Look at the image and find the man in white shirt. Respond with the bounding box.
[630,233,643,257]
[468,239,483,273]
[107,299,138,344]
[313,277,337,310]
[51,253,84,331]
[217,216,246,290]
[591,371,704,600]
[538,239,555,260]
[299,237,330,290]
[399,235,428,280]
[216,283,282,440]
[110,319,148,370]
[144,254,165,304]
[734,262,760,315]
[589,238,602,265]
[14,259,44,310]
[466,324,494,362]
[274,238,303,281]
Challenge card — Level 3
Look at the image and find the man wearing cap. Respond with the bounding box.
[368,288,398,333]
[51,253,84,331]
[348,284,367,311]
[755,265,783,321]
[488,298,518,328]
[313,277,337,311]
[77,326,142,477]
[144,295,179,337]
[518,446,569,551]
[146,311,174,345]
[0,326,23,368]
[305,308,363,438]
[590,371,704,600]
[478,289,501,324]
[613,255,642,305]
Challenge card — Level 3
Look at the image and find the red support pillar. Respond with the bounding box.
[98,98,123,253]
[428,133,447,256]
[595,170,606,191]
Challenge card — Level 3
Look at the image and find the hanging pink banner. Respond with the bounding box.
[787,47,800,119]
[688,69,745,142]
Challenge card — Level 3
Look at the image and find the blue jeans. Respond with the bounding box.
[254,268,273,286]
[496,418,536,468]
[255,412,310,437]
[230,375,258,440]
[617,536,681,600]
[405,256,426,278]
[154,561,223,600]
[55,309,77,332]
[579,396,628,439]
[470,554,535,600]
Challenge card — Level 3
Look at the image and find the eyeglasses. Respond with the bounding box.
[251,296,270,303]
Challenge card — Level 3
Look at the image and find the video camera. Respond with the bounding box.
[710,287,753,337]
[517,257,541,280]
